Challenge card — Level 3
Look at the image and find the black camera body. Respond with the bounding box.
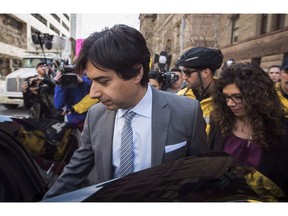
[25,76,43,88]
[161,71,179,91]
[29,79,39,88]
[60,65,78,88]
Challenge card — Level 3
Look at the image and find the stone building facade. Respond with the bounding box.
[139,14,288,72]
[0,14,27,76]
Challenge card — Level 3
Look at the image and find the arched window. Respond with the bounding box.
[165,39,172,53]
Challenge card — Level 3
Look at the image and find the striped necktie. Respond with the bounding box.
[119,111,136,177]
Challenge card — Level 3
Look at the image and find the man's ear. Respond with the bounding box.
[134,64,143,84]
[202,68,211,78]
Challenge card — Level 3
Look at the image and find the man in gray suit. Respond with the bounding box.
[43,24,209,199]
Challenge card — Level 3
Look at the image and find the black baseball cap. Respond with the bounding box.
[281,57,288,70]
[36,62,45,69]
[176,47,223,72]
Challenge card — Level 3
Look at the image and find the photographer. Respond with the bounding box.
[164,67,184,93]
[148,70,162,90]
[53,66,92,131]
[21,62,61,119]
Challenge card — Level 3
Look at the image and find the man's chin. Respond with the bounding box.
[101,102,117,110]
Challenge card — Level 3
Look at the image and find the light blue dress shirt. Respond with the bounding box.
[113,85,153,178]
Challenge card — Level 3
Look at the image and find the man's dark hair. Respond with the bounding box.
[170,67,182,73]
[148,70,162,84]
[75,24,151,87]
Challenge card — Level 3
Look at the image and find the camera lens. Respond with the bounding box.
[61,74,78,88]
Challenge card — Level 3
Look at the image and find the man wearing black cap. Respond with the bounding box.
[175,47,223,134]
[275,57,288,110]
[21,62,59,119]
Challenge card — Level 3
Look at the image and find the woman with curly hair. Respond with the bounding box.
[209,62,288,195]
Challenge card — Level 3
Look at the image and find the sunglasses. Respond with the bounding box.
[182,69,200,77]
[219,93,244,104]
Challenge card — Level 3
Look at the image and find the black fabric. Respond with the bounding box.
[85,152,283,202]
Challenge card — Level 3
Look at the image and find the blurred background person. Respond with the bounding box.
[148,70,162,90]
[268,65,281,83]
[21,62,61,119]
[53,65,92,131]
[209,62,288,196]
[276,58,288,111]
[165,67,184,93]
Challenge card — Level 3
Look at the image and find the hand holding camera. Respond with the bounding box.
[160,71,179,91]
[22,76,44,94]
[55,64,79,88]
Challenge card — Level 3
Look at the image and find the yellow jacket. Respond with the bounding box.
[177,87,213,134]
[275,83,288,114]
[72,95,99,114]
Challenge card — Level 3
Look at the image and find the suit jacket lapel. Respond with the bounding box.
[151,89,170,166]
[99,109,116,180]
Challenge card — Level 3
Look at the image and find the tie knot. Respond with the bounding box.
[124,111,136,123]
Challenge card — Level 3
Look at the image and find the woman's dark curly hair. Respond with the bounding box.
[211,62,287,150]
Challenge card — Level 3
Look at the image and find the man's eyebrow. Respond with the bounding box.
[89,75,110,81]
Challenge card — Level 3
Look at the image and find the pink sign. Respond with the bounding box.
[75,39,85,57]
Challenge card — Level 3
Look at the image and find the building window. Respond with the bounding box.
[31,27,39,34]
[2,15,23,32]
[230,14,239,44]
[272,14,285,31]
[31,14,47,26]
[49,23,60,35]
[260,14,268,35]
[51,14,60,23]
[62,21,69,31]
[63,14,70,21]
[165,39,172,53]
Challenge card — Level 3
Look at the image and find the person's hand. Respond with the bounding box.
[27,77,42,94]
[21,81,29,93]
[61,107,75,115]
[43,65,49,74]
[54,71,62,84]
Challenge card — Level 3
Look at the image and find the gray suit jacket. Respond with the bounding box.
[44,87,209,199]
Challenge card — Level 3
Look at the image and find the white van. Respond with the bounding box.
[0,53,59,109]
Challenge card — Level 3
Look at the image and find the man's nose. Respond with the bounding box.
[89,84,101,99]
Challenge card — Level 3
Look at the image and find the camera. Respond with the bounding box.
[29,79,39,88]
[25,76,42,88]
[60,64,78,88]
[160,71,179,91]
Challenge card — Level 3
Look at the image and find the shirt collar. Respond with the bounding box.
[117,85,153,119]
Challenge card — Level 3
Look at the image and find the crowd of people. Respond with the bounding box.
[20,24,288,201]
[21,59,99,131]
